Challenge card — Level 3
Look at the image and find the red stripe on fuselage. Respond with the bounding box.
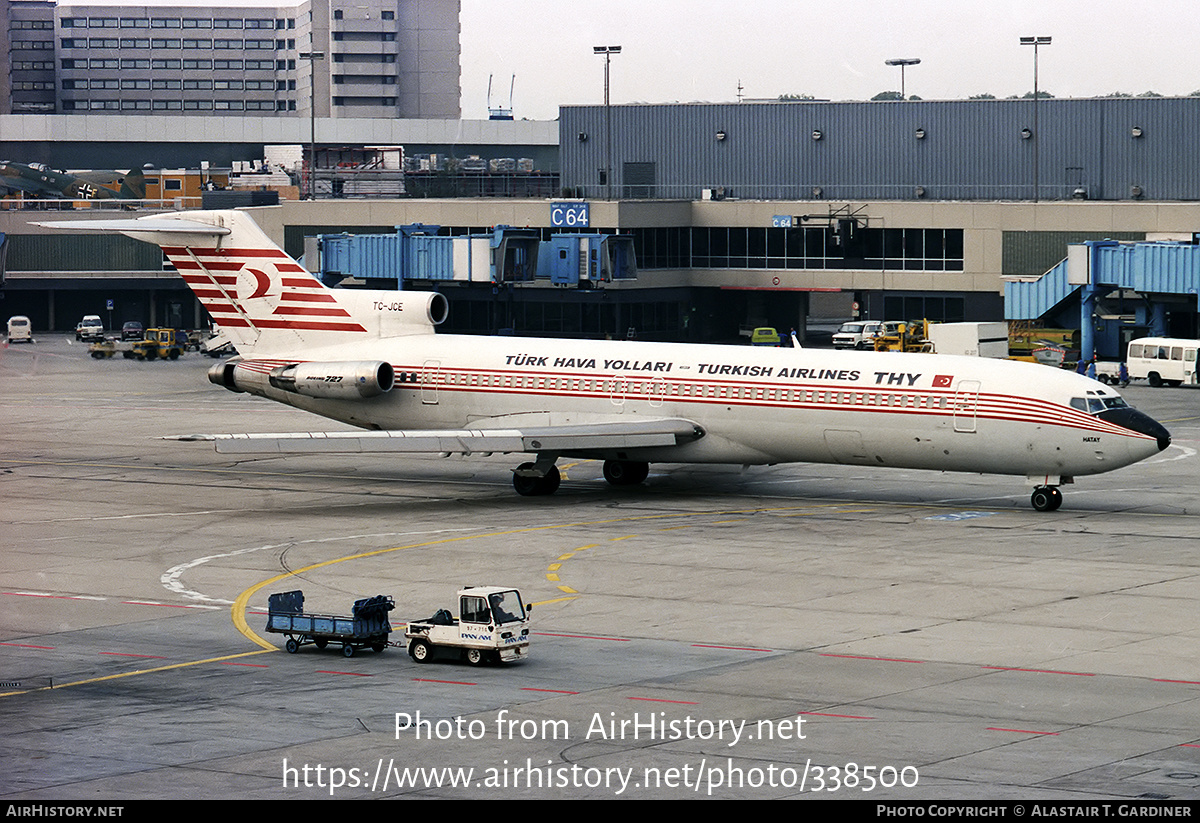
[376,364,1152,442]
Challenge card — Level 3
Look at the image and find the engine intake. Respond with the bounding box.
[268,361,395,399]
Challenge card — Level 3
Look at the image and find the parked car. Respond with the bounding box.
[121,321,144,340]
[75,315,104,341]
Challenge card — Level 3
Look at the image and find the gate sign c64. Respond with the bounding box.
[551,202,590,228]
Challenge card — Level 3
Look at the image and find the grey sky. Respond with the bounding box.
[460,0,1200,119]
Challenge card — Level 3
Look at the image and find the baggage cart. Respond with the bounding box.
[266,590,394,658]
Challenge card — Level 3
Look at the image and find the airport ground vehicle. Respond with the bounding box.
[926,322,1008,358]
[750,326,781,346]
[201,329,236,358]
[873,319,932,352]
[6,315,33,343]
[832,320,883,349]
[180,329,204,352]
[1126,337,1198,387]
[1094,362,1125,385]
[75,315,103,341]
[88,327,185,360]
[405,586,530,665]
[266,590,394,658]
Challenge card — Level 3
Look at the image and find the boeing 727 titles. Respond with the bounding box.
[38,210,1171,511]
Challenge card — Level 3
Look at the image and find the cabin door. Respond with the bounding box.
[421,359,441,404]
[953,380,980,433]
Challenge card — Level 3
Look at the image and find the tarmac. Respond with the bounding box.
[2,335,1199,800]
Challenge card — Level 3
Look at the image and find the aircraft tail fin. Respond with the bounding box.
[35,210,446,357]
[119,167,146,200]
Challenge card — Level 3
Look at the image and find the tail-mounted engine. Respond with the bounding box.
[208,360,394,399]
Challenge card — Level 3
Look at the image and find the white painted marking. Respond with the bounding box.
[7,591,106,601]
[1143,445,1196,464]
[160,527,481,604]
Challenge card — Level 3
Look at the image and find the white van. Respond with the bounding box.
[832,320,883,349]
[1126,337,1199,387]
[6,315,33,343]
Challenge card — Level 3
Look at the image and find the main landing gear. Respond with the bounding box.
[1030,486,1063,512]
[510,459,651,496]
[512,462,561,496]
[602,460,649,486]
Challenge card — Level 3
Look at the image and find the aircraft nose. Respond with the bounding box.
[1097,407,1171,452]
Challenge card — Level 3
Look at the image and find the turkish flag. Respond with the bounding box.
[932,374,954,387]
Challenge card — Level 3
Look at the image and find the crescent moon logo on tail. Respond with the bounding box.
[246,267,271,299]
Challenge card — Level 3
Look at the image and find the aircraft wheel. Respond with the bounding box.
[512,463,560,496]
[409,639,433,663]
[1030,486,1062,512]
[603,460,649,486]
[513,463,540,496]
[285,638,300,654]
[465,648,485,666]
[538,465,561,494]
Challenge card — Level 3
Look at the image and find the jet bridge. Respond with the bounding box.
[1005,239,1200,361]
[316,226,636,287]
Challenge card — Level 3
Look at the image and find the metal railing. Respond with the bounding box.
[0,197,203,212]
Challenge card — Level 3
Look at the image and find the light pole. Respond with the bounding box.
[884,58,920,100]
[593,45,621,199]
[300,47,325,200]
[1019,36,1051,202]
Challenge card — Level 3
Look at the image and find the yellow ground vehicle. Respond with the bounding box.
[89,328,185,360]
[750,326,781,346]
[873,319,932,352]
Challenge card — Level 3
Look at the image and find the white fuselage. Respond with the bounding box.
[237,333,1162,480]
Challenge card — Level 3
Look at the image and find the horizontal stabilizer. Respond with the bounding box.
[167,418,703,456]
[33,218,230,235]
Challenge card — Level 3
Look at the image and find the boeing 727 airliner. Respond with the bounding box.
[39,210,1171,511]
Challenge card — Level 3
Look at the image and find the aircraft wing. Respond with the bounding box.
[168,417,703,456]
[0,177,44,195]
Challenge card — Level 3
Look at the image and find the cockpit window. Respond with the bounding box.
[1072,395,1129,414]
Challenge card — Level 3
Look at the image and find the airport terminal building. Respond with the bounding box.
[3,93,1200,352]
